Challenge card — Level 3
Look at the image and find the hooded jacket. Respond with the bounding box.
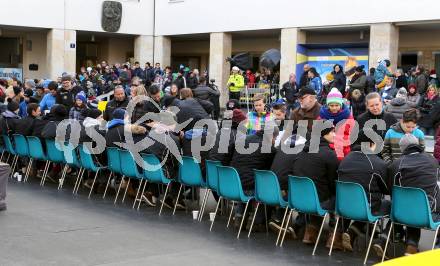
[382,122,425,163]
[388,144,440,213]
[292,138,339,202]
[384,97,412,120]
[338,145,390,213]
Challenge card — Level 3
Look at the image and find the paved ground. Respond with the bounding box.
[0,180,434,266]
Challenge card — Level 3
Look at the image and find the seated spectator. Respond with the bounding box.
[103,85,128,121]
[41,105,69,139]
[384,88,412,120]
[292,127,340,249]
[290,87,321,133]
[79,109,106,143]
[338,132,390,252]
[407,84,421,108]
[246,93,273,135]
[386,134,440,255]
[161,83,179,108]
[383,109,425,163]
[347,89,366,119]
[395,68,408,90]
[380,77,398,103]
[105,108,127,147]
[19,89,38,118]
[40,81,57,113]
[69,91,88,121]
[271,100,287,132]
[319,88,354,160]
[0,99,20,135]
[15,103,47,138]
[418,84,439,136]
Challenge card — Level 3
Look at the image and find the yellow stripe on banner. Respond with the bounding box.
[296,53,308,64]
[307,56,369,61]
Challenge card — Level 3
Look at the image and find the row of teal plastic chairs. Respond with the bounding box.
[2,134,439,264]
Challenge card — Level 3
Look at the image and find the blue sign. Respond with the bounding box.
[0,68,23,82]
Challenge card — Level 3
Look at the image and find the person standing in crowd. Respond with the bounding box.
[33,85,45,103]
[103,86,129,121]
[227,66,245,101]
[385,134,440,255]
[435,127,440,164]
[357,92,398,141]
[144,62,154,82]
[69,91,88,121]
[153,62,163,77]
[418,84,440,135]
[374,59,394,90]
[293,127,341,249]
[407,84,421,108]
[299,64,310,88]
[384,88,412,120]
[57,75,76,110]
[132,61,145,82]
[395,69,408,89]
[429,69,440,87]
[319,88,354,160]
[280,73,299,115]
[415,64,429,94]
[246,93,273,135]
[366,67,376,93]
[347,89,366,119]
[331,64,346,94]
[382,109,425,163]
[39,81,58,113]
[307,67,322,97]
[348,65,368,95]
[338,132,390,252]
[193,76,220,103]
[19,89,37,118]
[290,87,321,133]
[245,70,256,87]
[187,70,199,90]
[380,77,398,103]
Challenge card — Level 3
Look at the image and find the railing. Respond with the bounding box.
[239,83,280,113]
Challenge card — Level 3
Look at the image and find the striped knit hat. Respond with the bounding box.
[326,87,344,106]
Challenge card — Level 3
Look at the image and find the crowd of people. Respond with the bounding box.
[0,58,439,262]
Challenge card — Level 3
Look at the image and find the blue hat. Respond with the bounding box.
[112,108,126,120]
[75,91,87,103]
[272,98,286,107]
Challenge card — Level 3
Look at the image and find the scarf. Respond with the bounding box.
[246,111,274,135]
[319,104,351,125]
[107,119,124,129]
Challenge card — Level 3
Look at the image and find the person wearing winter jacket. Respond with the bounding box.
[280,73,299,112]
[331,64,346,94]
[395,69,408,90]
[357,92,398,141]
[348,65,368,95]
[246,93,274,135]
[319,88,354,160]
[384,88,412,120]
[418,84,439,135]
[69,91,88,122]
[380,77,398,103]
[0,99,20,135]
[292,127,341,249]
[290,87,321,133]
[374,59,394,90]
[338,133,390,251]
[307,67,322,97]
[41,104,69,139]
[192,76,220,102]
[382,109,425,163]
[15,103,47,138]
[407,84,421,108]
[347,89,366,119]
[387,134,440,255]
[415,65,429,94]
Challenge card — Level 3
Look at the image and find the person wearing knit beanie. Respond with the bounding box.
[75,91,87,104]
[326,87,344,107]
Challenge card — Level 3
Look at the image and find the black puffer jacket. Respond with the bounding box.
[388,144,440,213]
[193,85,220,101]
[332,66,347,94]
[0,110,20,135]
[280,82,299,104]
[230,133,276,191]
[292,138,339,202]
[208,124,238,166]
[15,116,49,138]
[175,98,210,131]
[418,94,440,128]
[356,110,397,141]
[338,145,389,213]
[270,135,301,190]
[103,98,129,121]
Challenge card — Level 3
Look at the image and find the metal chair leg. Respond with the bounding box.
[0,151,4,162]
[102,172,113,199]
[328,216,340,256]
[172,184,183,215]
[41,161,51,186]
[24,158,33,182]
[237,200,250,239]
[280,210,293,247]
[227,201,235,228]
[122,178,131,203]
[88,170,100,198]
[132,179,144,209]
[10,155,18,178]
[432,225,440,250]
[210,196,222,231]
[73,168,83,194]
[364,220,378,265]
[313,212,329,256]
[276,207,289,246]
[114,175,125,204]
[382,222,393,262]
[58,164,68,190]
[75,168,86,194]
[159,182,171,216]
[248,202,260,238]
[137,180,148,210]
[198,188,210,221]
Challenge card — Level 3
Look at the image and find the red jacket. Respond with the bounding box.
[318,112,354,161]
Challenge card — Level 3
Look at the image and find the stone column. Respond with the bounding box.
[209,32,232,107]
[134,35,154,64]
[47,29,76,80]
[153,36,171,67]
[280,28,306,85]
[369,23,399,71]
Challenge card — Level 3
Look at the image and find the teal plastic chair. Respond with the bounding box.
[173,156,206,215]
[248,170,288,240]
[142,153,173,215]
[104,147,122,201]
[12,134,30,181]
[59,142,81,191]
[331,181,384,264]
[2,134,18,178]
[118,149,144,208]
[280,176,329,255]
[43,139,66,186]
[211,165,253,239]
[382,186,440,262]
[198,160,222,221]
[77,144,107,198]
[26,136,49,183]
